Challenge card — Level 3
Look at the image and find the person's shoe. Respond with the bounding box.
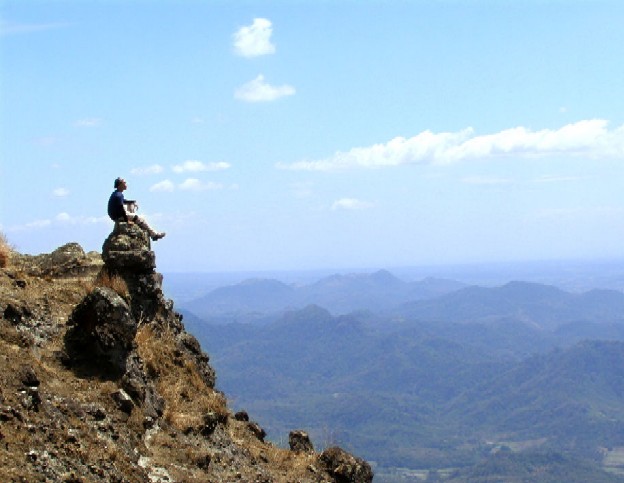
[151,232,166,241]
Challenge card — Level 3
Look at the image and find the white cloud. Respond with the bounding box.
[6,213,108,232]
[533,175,582,183]
[462,176,512,185]
[131,164,164,176]
[235,75,295,102]
[149,178,222,192]
[23,219,51,230]
[150,180,175,192]
[54,213,108,225]
[331,198,374,211]
[0,19,69,36]
[172,160,231,173]
[179,178,222,191]
[74,118,101,127]
[52,187,70,197]
[233,18,276,57]
[277,120,624,171]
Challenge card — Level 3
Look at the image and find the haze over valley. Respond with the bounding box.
[168,262,624,481]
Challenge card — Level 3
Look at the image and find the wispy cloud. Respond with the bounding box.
[131,164,164,176]
[532,175,583,183]
[0,19,69,36]
[277,120,624,171]
[5,213,108,232]
[150,178,223,192]
[531,206,624,221]
[172,160,231,173]
[54,213,108,225]
[233,18,276,57]
[74,118,102,128]
[331,198,374,211]
[235,75,295,102]
[179,179,222,191]
[150,180,175,192]
[462,176,512,185]
[52,187,70,198]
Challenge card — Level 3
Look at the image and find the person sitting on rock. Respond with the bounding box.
[107,177,166,241]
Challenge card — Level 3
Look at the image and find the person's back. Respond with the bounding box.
[108,189,126,221]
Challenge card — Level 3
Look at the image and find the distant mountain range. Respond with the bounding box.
[181,270,624,331]
[179,270,624,480]
[398,281,624,330]
[181,269,466,320]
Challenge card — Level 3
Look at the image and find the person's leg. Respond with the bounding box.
[132,215,166,241]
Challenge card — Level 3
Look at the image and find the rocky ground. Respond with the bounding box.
[0,227,373,482]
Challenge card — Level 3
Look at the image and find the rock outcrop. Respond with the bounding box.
[11,242,103,279]
[0,225,373,482]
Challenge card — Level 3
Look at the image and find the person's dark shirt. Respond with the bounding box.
[108,190,128,222]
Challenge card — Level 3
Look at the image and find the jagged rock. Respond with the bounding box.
[200,411,222,437]
[289,430,314,453]
[248,421,267,442]
[101,223,171,323]
[235,411,250,422]
[102,223,155,272]
[111,389,135,414]
[65,287,137,375]
[176,331,216,388]
[19,366,40,388]
[3,302,32,325]
[19,387,41,412]
[319,447,374,483]
[143,386,165,419]
[11,242,103,278]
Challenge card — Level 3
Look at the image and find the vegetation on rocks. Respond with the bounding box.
[0,227,372,482]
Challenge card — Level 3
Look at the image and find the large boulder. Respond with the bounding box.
[102,223,154,272]
[289,430,314,453]
[319,447,374,483]
[101,223,166,322]
[65,287,136,375]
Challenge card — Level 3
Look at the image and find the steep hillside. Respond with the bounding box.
[449,340,624,449]
[0,229,372,482]
[187,306,624,480]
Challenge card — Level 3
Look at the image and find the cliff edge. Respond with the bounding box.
[0,225,373,482]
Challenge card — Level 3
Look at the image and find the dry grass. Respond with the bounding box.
[265,444,318,475]
[0,232,12,268]
[92,270,130,299]
[136,325,228,431]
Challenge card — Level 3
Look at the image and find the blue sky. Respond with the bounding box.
[2,0,624,272]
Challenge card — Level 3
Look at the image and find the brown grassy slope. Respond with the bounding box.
[0,243,352,482]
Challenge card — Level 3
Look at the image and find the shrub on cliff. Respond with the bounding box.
[0,232,11,268]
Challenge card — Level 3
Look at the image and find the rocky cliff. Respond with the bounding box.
[0,224,373,482]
